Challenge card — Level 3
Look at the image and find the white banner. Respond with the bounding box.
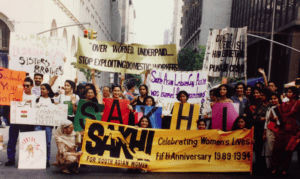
[10,101,68,126]
[9,32,66,76]
[203,27,247,77]
[149,69,207,115]
[18,131,47,169]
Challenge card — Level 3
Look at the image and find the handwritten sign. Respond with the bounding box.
[77,38,178,74]
[10,101,68,126]
[101,98,130,125]
[18,131,47,169]
[150,69,207,115]
[73,99,104,132]
[0,67,26,105]
[135,105,162,129]
[9,33,66,75]
[203,27,247,77]
[170,102,200,130]
[212,103,239,131]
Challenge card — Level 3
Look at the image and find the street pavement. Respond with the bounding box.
[1,126,300,179]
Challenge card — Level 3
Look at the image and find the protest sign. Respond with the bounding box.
[64,101,73,115]
[73,99,104,132]
[203,27,247,78]
[18,131,47,169]
[76,38,178,74]
[101,98,130,125]
[80,120,253,172]
[0,67,26,105]
[9,33,66,75]
[10,101,68,126]
[212,103,239,131]
[149,69,207,115]
[135,105,162,129]
[170,102,200,130]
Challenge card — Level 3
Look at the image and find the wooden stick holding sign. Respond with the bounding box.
[170,102,200,130]
[212,103,239,131]
[102,98,130,124]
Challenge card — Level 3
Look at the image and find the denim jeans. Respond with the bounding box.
[34,126,53,161]
[7,124,34,162]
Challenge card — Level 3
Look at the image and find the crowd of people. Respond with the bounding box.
[0,67,300,175]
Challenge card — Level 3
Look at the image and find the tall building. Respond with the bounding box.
[230,0,300,92]
[172,0,183,51]
[180,0,232,50]
[118,0,136,44]
[0,0,125,89]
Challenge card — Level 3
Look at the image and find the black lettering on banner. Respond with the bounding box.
[176,104,194,130]
[85,123,155,159]
[140,106,158,118]
[79,102,99,129]
[222,107,227,131]
[107,100,123,124]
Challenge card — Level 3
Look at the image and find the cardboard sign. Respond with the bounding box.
[80,120,254,172]
[150,69,208,115]
[212,103,239,131]
[77,38,178,74]
[64,101,73,115]
[101,98,130,125]
[0,67,26,105]
[10,101,68,126]
[18,131,47,169]
[203,27,247,78]
[73,99,104,132]
[9,33,66,75]
[170,102,200,130]
[135,105,162,129]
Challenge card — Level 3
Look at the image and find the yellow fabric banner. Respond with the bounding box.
[80,119,253,172]
[170,102,200,130]
[76,37,178,74]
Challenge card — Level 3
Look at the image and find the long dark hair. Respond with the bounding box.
[288,86,299,100]
[84,88,98,103]
[138,116,152,128]
[65,80,75,92]
[216,84,233,98]
[176,90,189,101]
[234,82,246,94]
[143,96,155,106]
[231,116,250,131]
[139,84,149,96]
[41,83,54,98]
[249,87,261,104]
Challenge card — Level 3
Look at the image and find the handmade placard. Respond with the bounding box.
[170,102,200,130]
[0,67,26,105]
[135,105,162,129]
[9,33,66,75]
[10,101,68,126]
[101,98,130,125]
[73,99,104,132]
[18,131,47,169]
[212,103,239,131]
[150,69,207,115]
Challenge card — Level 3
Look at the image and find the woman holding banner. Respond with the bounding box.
[214,84,233,105]
[138,116,152,128]
[53,120,83,173]
[59,80,80,123]
[34,83,55,168]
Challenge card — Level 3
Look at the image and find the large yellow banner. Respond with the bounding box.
[80,119,253,172]
[76,37,178,74]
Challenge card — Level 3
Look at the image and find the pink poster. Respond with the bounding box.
[212,103,239,131]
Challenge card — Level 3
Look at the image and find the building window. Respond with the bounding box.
[50,19,57,37]
[63,28,68,50]
[0,19,10,51]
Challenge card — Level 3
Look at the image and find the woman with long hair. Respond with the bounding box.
[60,80,80,122]
[138,116,152,128]
[272,86,300,175]
[34,83,55,168]
[214,84,233,105]
[130,84,149,106]
[245,85,253,99]
[231,116,251,131]
[143,96,156,106]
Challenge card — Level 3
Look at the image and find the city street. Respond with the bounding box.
[1,126,300,179]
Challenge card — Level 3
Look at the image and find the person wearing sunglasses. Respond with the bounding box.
[5,77,36,166]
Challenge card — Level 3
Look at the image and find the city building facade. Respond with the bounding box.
[172,0,183,51]
[230,0,300,92]
[0,0,134,89]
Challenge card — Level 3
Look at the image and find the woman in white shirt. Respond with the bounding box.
[59,80,80,123]
[35,83,55,168]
